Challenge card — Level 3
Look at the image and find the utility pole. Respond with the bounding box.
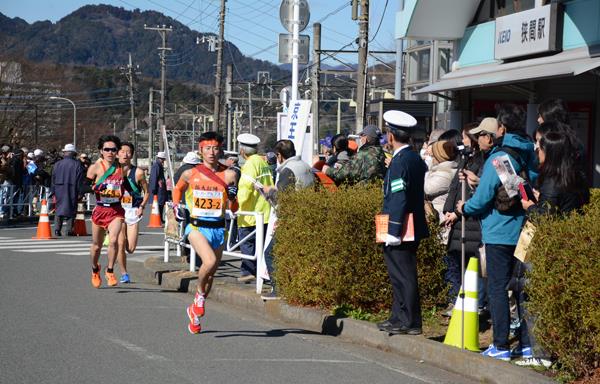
[121,53,141,161]
[355,0,369,132]
[213,0,227,132]
[311,22,321,155]
[144,24,172,151]
[248,82,253,134]
[225,64,233,150]
[148,87,154,160]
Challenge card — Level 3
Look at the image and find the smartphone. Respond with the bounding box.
[519,182,537,203]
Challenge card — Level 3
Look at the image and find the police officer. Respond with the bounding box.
[236,133,274,282]
[378,110,430,335]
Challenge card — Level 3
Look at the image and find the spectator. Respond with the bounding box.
[424,140,459,230]
[0,145,14,218]
[149,151,168,223]
[266,152,277,180]
[261,139,315,300]
[325,134,351,169]
[174,151,200,185]
[514,126,589,368]
[442,124,485,315]
[422,128,447,169]
[236,133,274,282]
[30,153,51,213]
[457,104,538,361]
[9,149,26,216]
[537,98,570,126]
[323,125,386,185]
[51,144,84,236]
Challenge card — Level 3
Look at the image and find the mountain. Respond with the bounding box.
[0,4,289,84]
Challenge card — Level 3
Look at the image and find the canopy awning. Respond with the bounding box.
[397,0,480,40]
[414,48,600,94]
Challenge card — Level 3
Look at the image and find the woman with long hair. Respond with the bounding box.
[515,125,589,368]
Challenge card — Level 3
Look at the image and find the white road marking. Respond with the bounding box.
[57,250,156,256]
[212,358,369,364]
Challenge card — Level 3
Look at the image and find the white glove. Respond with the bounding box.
[385,234,402,246]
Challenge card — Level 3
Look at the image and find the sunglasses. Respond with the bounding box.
[102,147,118,153]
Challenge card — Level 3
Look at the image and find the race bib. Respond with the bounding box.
[191,190,223,218]
[121,192,133,209]
[99,182,121,204]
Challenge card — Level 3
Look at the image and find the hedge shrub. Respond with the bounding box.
[273,183,447,314]
[526,189,600,380]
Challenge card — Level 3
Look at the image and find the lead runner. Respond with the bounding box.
[171,132,238,334]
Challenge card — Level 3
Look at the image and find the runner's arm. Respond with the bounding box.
[136,168,150,209]
[171,169,190,206]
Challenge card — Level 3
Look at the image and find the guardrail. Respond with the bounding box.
[0,185,49,218]
[163,209,266,294]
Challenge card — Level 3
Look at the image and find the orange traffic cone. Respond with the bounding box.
[72,202,88,236]
[32,199,55,240]
[147,195,163,228]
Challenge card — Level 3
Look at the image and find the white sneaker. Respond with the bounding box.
[515,357,552,368]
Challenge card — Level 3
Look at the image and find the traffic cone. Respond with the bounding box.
[32,199,55,240]
[147,195,162,228]
[72,202,88,236]
[443,257,480,352]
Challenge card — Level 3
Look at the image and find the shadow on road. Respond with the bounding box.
[201,328,322,338]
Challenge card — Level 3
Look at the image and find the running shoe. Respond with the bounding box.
[189,292,205,317]
[515,357,552,368]
[120,273,131,284]
[481,344,510,361]
[186,305,202,334]
[91,265,102,288]
[105,270,118,286]
[510,345,533,359]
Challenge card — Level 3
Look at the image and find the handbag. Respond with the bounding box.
[514,220,536,263]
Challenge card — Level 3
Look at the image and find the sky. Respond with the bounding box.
[0,0,398,66]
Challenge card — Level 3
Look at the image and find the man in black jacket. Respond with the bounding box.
[378,110,429,336]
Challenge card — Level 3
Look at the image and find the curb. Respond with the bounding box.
[135,256,555,384]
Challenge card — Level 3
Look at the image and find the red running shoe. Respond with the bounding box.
[186,305,201,334]
[189,292,205,317]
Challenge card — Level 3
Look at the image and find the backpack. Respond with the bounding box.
[493,146,529,213]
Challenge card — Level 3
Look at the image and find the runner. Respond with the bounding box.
[87,135,131,288]
[116,141,149,283]
[171,132,237,334]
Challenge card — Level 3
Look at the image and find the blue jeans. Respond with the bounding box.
[485,244,516,350]
[238,225,267,276]
[264,240,276,292]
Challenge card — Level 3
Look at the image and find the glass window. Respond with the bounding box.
[439,48,451,79]
[417,49,430,81]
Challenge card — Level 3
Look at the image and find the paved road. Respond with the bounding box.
[1,220,475,384]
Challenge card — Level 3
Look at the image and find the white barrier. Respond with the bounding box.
[162,209,266,294]
[0,185,50,218]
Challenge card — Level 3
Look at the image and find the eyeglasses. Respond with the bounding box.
[102,147,118,153]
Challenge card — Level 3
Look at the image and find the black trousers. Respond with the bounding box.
[383,241,422,329]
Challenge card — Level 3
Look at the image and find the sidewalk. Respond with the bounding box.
[129,254,555,384]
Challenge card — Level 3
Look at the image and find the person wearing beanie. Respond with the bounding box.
[424,140,459,242]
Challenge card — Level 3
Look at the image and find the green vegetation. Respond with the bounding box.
[526,189,600,381]
[273,183,448,316]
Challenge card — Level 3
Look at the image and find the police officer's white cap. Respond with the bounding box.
[237,133,260,147]
[62,143,77,152]
[383,110,417,130]
[223,150,239,157]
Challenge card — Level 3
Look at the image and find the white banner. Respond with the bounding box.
[277,99,313,164]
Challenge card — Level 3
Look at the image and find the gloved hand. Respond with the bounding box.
[385,233,402,246]
[93,182,107,192]
[171,203,185,221]
[227,185,238,200]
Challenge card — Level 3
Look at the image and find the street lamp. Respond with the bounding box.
[49,96,77,148]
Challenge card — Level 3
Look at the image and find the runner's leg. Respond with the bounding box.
[90,223,105,268]
[106,218,124,271]
[126,222,139,253]
[117,223,128,275]
[188,230,218,296]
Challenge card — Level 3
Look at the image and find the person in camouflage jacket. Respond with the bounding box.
[323,125,386,185]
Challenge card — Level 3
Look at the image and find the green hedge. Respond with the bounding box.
[273,183,447,314]
[526,189,600,380]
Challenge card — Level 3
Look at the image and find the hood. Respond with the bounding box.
[501,132,534,152]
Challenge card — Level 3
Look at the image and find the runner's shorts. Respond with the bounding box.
[185,224,225,249]
[92,205,125,229]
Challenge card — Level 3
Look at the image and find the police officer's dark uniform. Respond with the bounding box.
[378,110,429,335]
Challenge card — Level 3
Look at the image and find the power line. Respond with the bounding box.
[369,0,389,43]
